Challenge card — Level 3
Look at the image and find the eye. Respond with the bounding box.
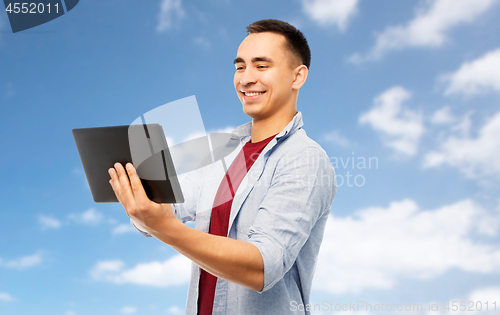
[235,65,245,71]
[257,65,268,69]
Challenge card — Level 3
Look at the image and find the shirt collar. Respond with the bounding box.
[232,111,304,143]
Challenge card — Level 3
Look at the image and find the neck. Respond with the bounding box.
[250,107,297,143]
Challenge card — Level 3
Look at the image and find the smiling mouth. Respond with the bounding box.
[241,91,266,97]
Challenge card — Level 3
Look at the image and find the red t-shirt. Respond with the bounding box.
[197,134,276,315]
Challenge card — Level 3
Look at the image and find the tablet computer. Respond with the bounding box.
[72,124,184,204]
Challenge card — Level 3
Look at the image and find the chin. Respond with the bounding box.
[242,102,262,117]
[242,108,258,119]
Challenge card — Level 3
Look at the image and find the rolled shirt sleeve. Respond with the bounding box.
[247,147,336,292]
[130,219,153,238]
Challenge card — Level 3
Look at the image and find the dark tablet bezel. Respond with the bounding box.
[72,124,184,204]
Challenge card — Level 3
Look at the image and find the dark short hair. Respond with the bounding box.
[247,19,311,69]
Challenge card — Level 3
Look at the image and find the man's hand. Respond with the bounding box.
[108,162,176,237]
[108,162,265,291]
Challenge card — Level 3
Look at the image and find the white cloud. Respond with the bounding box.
[468,287,500,308]
[442,48,500,96]
[423,110,500,179]
[322,130,350,146]
[121,306,137,314]
[350,0,498,62]
[90,260,124,277]
[438,287,500,315]
[314,198,500,294]
[209,126,236,134]
[38,215,61,230]
[0,252,43,269]
[431,106,455,125]
[301,0,359,31]
[450,110,473,137]
[167,306,184,315]
[112,224,136,235]
[0,292,13,302]
[157,0,185,33]
[359,86,424,156]
[68,208,103,225]
[90,254,191,287]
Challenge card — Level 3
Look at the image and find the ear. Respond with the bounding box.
[292,65,308,90]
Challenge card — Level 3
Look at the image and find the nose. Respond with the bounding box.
[239,68,257,86]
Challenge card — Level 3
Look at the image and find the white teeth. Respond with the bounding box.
[244,92,264,96]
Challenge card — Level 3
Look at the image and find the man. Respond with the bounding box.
[108,19,336,315]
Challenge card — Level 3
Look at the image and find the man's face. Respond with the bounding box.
[234,32,298,121]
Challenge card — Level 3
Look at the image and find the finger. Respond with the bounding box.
[109,179,119,202]
[109,168,127,213]
[108,168,121,202]
[114,162,137,211]
[125,163,152,206]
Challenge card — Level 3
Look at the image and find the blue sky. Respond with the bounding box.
[1,0,500,314]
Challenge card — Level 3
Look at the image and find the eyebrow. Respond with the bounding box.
[233,56,274,64]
